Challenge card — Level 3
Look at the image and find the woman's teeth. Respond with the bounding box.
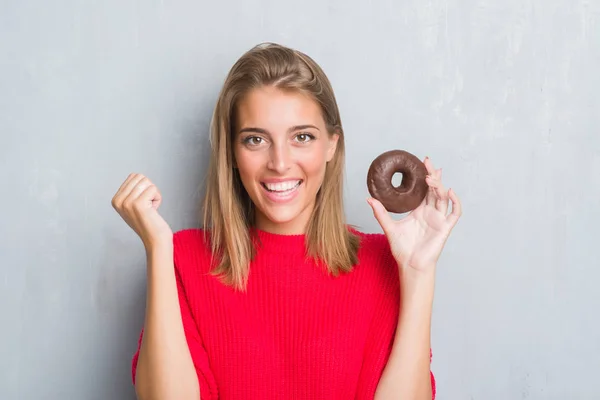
[262,180,301,192]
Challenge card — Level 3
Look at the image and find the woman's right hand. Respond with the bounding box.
[111,173,173,251]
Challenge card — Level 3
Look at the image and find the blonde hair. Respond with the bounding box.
[202,42,359,291]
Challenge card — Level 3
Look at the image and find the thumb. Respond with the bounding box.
[136,184,162,213]
[367,197,393,234]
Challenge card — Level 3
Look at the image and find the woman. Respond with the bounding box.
[112,42,461,400]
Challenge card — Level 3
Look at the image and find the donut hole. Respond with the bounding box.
[391,172,404,188]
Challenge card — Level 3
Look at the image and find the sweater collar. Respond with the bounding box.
[250,227,307,255]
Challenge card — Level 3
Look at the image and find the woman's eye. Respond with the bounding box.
[244,136,263,145]
[295,133,314,143]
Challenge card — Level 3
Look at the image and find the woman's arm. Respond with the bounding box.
[111,174,208,399]
[368,157,461,399]
[374,269,435,400]
[134,244,200,400]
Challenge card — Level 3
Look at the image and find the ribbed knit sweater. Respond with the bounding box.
[131,227,436,399]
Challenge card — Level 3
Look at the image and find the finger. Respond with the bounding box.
[425,174,435,206]
[427,170,449,214]
[436,168,449,213]
[425,168,443,207]
[445,188,462,227]
[114,174,145,205]
[112,173,138,208]
[436,192,449,215]
[117,173,137,194]
[423,156,436,175]
[139,183,162,210]
[131,184,158,215]
[123,177,151,208]
[367,197,394,235]
[423,158,438,206]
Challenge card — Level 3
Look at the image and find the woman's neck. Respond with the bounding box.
[253,208,313,236]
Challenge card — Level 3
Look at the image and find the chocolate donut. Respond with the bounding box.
[367,150,428,213]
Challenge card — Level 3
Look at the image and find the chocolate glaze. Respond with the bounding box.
[367,150,428,213]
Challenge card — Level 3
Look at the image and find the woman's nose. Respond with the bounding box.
[267,143,292,173]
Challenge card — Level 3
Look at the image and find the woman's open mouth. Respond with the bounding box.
[260,180,303,202]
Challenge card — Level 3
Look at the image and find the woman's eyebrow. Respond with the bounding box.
[288,124,320,132]
[238,124,320,135]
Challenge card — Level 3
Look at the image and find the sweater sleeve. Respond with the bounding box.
[130,236,219,399]
[354,236,436,399]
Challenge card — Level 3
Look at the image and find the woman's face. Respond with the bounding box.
[233,86,339,235]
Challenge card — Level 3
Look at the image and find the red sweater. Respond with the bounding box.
[132,228,436,399]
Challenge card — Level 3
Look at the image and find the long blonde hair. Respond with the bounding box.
[202,42,359,291]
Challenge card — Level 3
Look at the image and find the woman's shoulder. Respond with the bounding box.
[174,227,209,242]
[348,225,392,257]
[173,227,211,248]
[172,228,214,272]
[348,225,398,275]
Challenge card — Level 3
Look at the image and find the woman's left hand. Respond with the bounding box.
[367,157,462,274]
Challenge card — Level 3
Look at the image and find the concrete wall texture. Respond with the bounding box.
[1,0,598,398]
